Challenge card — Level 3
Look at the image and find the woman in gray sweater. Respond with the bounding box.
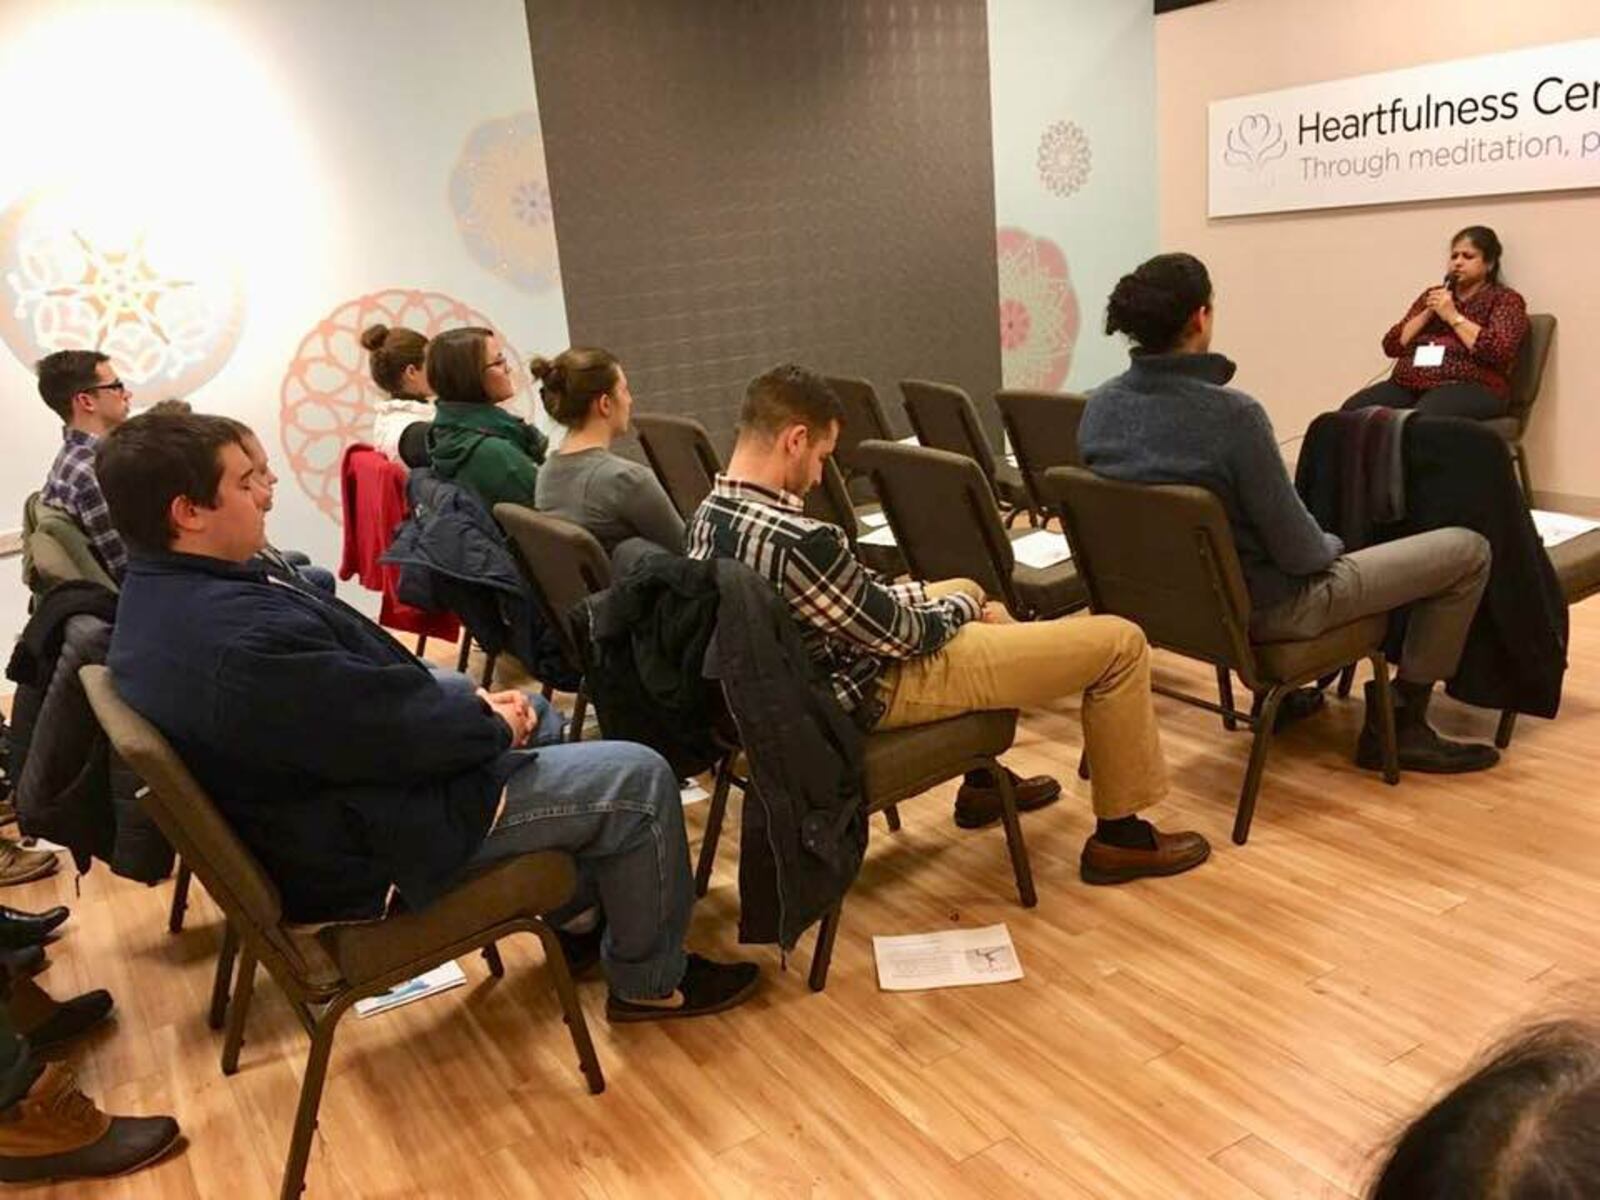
[532,348,686,554]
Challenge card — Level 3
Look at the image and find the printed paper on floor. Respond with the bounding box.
[873,924,1023,991]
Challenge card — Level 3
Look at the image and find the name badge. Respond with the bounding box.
[1413,343,1446,368]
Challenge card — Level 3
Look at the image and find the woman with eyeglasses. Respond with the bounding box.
[425,327,548,509]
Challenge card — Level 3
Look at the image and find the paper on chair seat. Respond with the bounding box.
[874,924,1023,991]
[897,435,919,446]
[355,961,467,1017]
[1532,509,1600,549]
[860,510,890,528]
[860,524,898,547]
[1009,529,1071,569]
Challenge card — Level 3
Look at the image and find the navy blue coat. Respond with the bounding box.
[109,553,511,921]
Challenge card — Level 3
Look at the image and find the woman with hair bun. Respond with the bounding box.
[1344,225,1529,418]
[532,348,684,554]
[361,324,434,463]
[1079,252,1499,776]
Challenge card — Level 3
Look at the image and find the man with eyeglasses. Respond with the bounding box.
[37,350,133,580]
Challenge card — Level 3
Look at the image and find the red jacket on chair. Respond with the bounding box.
[338,444,460,640]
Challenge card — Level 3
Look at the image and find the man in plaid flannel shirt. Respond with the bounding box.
[688,365,1209,885]
[36,351,133,580]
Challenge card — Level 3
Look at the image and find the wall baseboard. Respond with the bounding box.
[1531,490,1600,518]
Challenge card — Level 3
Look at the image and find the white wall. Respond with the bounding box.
[1157,0,1600,507]
[0,0,567,649]
[988,0,1158,394]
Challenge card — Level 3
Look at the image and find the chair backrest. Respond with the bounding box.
[821,375,894,476]
[396,420,433,469]
[1505,313,1556,432]
[631,414,722,518]
[21,492,118,596]
[855,439,1015,605]
[801,457,860,550]
[77,666,326,986]
[994,390,1087,515]
[1043,467,1258,685]
[899,379,999,485]
[494,505,613,671]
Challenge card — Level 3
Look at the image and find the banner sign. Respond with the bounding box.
[1209,39,1600,217]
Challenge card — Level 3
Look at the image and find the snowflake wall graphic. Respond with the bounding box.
[0,190,244,396]
[1036,120,1092,198]
[279,288,527,520]
[449,110,561,293]
[997,227,1080,391]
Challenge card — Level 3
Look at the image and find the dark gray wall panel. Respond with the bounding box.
[526,0,1002,454]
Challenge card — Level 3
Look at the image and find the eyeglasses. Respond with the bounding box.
[84,379,129,396]
[482,355,508,374]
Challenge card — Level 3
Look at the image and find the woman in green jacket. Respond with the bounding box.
[425,327,548,509]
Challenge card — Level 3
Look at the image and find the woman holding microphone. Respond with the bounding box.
[1343,226,1529,419]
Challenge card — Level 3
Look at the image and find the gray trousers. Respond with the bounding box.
[1250,528,1491,684]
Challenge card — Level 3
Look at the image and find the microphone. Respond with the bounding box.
[1443,270,1456,295]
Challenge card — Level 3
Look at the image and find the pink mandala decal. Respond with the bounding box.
[450,110,561,293]
[0,191,244,396]
[1037,120,1092,198]
[279,289,528,520]
[996,228,1080,391]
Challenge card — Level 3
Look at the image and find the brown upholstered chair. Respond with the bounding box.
[1043,466,1400,844]
[1493,524,1600,748]
[900,379,1035,526]
[494,505,613,741]
[1482,312,1555,499]
[855,439,1083,620]
[995,389,1087,518]
[697,707,1033,991]
[631,413,722,518]
[80,666,601,1200]
[800,456,905,577]
[821,374,896,495]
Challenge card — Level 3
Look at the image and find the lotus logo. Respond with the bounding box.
[1224,113,1287,171]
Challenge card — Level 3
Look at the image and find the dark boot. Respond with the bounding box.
[0,1064,180,1183]
[1356,680,1499,773]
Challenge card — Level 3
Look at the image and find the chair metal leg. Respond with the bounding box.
[169,861,193,934]
[221,945,257,1075]
[1216,667,1237,731]
[414,633,428,657]
[208,921,239,1031]
[455,631,473,673]
[694,755,735,897]
[1515,444,1533,500]
[1496,709,1518,749]
[533,921,605,1095]
[991,759,1037,907]
[1337,664,1357,698]
[883,805,901,832]
[568,691,588,743]
[1233,686,1287,845]
[483,942,505,978]
[279,998,352,1200]
[809,903,842,992]
[1369,653,1400,785]
[481,652,498,687]
[1077,750,1089,781]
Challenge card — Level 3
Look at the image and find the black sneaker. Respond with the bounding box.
[1355,680,1499,774]
[605,954,760,1023]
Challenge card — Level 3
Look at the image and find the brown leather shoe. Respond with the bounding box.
[953,770,1061,830]
[0,1064,180,1183]
[1080,828,1211,885]
[0,840,56,888]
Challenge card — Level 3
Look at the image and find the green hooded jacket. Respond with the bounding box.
[427,402,549,510]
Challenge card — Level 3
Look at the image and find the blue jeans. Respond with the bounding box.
[469,741,691,1000]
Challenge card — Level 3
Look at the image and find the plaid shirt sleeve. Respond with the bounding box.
[65,460,128,577]
[782,524,979,660]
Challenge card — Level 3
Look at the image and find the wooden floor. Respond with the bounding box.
[15,600,1600,1199]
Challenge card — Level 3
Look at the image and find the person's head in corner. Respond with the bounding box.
[726,364,843,498]
[534,348,630,441]
[425,327,516,407]
[96,412,268,565]
[1104,252,1214,357]
[361,324,431,399]
[1448,225,1503,293]
[1367,1018,1600,1200]
[36,349,133,435]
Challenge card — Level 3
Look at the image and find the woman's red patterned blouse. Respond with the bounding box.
[1383,283,1529,399]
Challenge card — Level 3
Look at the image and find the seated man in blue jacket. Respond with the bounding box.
[98,411,757,1022]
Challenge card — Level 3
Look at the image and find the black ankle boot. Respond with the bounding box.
[1355,680,1500,774]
